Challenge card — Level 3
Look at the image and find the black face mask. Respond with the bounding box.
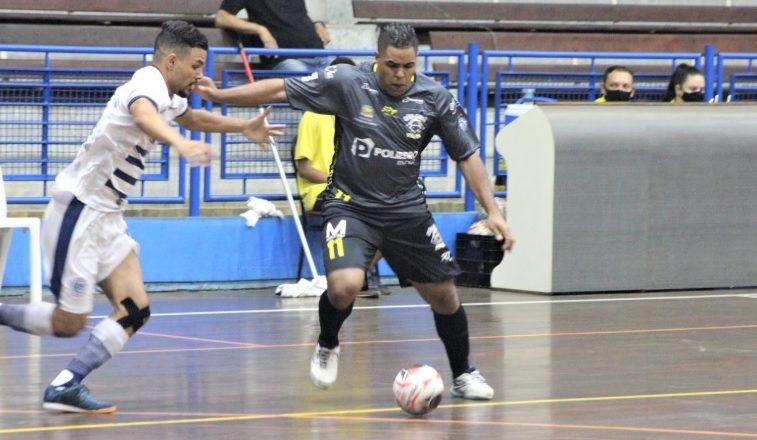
[682,91,705,102]
[604,89,632,102]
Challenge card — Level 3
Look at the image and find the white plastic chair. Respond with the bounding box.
[0,166,42,303]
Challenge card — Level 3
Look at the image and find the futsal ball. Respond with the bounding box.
[467,219,494,236]
[393,364,444,416]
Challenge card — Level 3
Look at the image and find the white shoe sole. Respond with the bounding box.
[450,389,494,400]
[42,401,117,414]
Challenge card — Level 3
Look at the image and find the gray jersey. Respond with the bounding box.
[284,62,479,214]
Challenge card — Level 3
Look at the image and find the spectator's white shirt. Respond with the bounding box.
[54,65,188,212]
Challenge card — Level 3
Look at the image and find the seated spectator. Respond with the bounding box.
[215,0,330,71]
[294,56,356,211]
[595,65,635,102]
[662,64,705,103]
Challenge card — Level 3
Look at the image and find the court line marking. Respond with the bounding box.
[87,292,757,319]
[313,414,757,438]
[1,388,756,435]
[2,323,755,361]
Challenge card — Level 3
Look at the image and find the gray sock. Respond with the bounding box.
[0,302,54,335]
[64,318,128,381]
[66,335,112,379]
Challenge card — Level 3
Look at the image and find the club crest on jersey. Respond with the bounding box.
[324,65,339,79]
[360,105,374,119]
[403,113,427,139]
[69,277,87,296]
[382,105,398,117]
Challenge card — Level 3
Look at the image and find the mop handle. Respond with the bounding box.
[266,123,320,278]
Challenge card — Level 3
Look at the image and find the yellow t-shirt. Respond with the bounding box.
[294,112,335,211]
[594,96,607,103]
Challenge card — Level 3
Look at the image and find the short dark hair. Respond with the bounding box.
[603,65,634,84]
[377,23,418,53]
[154,20,208,60]
[330,56,356,66]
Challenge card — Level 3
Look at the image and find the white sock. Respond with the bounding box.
[23,302,56,335]
[49,369,75,387]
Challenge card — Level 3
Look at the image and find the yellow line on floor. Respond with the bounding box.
[2,388,756,434]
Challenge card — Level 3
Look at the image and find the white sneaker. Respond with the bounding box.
[450,368,494,400]
[309,343,340,389]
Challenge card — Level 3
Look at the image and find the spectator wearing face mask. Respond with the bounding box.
[595,66,635,103]
[662,63,706,103]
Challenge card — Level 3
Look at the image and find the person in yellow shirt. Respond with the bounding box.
[293,57,388,297]
[294,109,336,212]
[594,65,635,103]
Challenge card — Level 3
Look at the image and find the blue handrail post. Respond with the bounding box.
[704,44,716,102]
[188,93,202,216]
[464,42,479,211]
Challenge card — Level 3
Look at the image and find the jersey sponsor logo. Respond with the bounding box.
[351,137,375,158]
[381,105,398,117]
[300,72,319,82]
[403,113,428,139]
[350,138,418,164]
[361,82,379,94]
[325,219,347,260]
[402,97,424,105]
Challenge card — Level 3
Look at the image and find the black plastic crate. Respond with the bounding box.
[457,257,502,274]
[455,271,492,288]
[454,233,505,288]
[455,233,505,263]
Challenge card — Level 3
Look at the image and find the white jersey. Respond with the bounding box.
[53,65,188,212]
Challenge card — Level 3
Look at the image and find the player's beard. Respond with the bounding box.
[178,80,197,98]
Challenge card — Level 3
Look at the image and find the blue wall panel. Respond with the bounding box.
[1,212,477,288]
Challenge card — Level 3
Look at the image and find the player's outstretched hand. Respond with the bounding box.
[243,106,286,144]
[176,139,213,167]
[193,77,218,102]
[487,214,516,252]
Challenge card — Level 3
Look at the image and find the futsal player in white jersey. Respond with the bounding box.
[0,21,284,413]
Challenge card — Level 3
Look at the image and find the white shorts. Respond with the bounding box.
[41,192,138,314]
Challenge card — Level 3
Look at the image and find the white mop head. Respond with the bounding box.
[275,275,327,297]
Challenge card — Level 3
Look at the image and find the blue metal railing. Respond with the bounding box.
[478,50,706,198]
[0,43,733,214]
[715,52,757,101]
[0,45,186,204]
[201,47,467,211]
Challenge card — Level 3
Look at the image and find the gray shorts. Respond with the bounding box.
[320,206,460,284]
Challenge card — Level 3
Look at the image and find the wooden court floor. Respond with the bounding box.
[0,287,756,439]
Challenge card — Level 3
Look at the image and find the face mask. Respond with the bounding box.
[682,91,705,102]
[604,89,632,102]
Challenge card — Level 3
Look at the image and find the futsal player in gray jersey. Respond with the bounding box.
[196,23,515,400]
